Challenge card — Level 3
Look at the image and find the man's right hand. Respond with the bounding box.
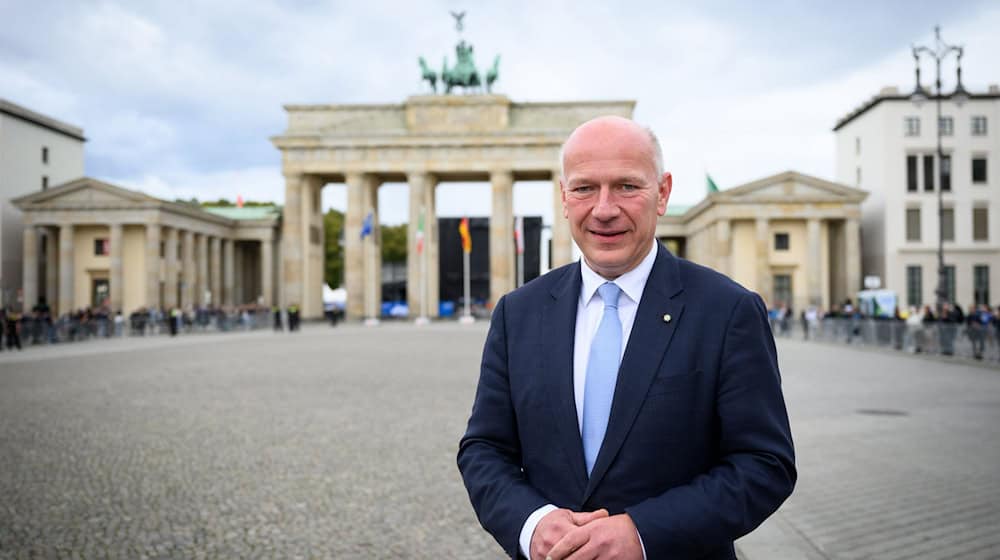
[529,508,609,560]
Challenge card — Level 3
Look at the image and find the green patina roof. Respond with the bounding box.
[202,206,281,220]
[665,204,691,216]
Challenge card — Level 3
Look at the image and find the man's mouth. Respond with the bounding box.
[589,229,626,239]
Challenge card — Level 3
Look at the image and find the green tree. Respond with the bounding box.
[380,224,408,263]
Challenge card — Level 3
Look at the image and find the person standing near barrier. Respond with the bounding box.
[5,307,22,350]
[966,304,989,360]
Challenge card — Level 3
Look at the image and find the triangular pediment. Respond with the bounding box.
[12,177,159,209]
[716,171,867,203]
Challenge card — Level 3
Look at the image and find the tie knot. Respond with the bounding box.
[597,283,621,309]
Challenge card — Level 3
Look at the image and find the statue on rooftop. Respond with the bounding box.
[417,11,499,95]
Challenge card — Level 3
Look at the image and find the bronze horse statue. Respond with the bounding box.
[418,56,437,93]
[485,55,500,93]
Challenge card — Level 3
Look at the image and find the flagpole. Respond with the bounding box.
[364,214,379,327]
[459,217,474,324]
[517,251,524,288]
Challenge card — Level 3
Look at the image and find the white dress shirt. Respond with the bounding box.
[518,241,658,558]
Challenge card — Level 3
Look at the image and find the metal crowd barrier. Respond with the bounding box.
[771,316,1000,361]
[11,309,275,347]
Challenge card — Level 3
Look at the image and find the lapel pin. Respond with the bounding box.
[663,313,672,323]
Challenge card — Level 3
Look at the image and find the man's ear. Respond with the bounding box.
[657,172,672,215]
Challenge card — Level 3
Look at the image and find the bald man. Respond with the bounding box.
[458,117,795,560]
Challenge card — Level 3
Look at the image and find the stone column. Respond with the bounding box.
[361,175,382,321]
[223,238,235,307]
[345,172,366,320]
[282,173,304,310]
[210,236,222,307]
[197,233,209,306]
[22,226,38,312]
[109,223,124,311]
[45,227,59,310]
[490,170,515,306]
[260,238,273,307]
[58,224,74,316]
[407,172,429,318]
[551,170,573,268]
[145,224,161,309]
[807,218,822,306]
[164,227,179,309]
[845,217,861,301]
[182,230,195,309]
[755,217,771,304]
[406,172,440,319]
[715,219,732,277]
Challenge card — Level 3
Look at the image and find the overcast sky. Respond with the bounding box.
[3,0,999,226]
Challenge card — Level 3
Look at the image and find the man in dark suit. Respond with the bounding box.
[458,116,795,559]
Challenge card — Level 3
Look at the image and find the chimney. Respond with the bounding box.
[879,86,900,96]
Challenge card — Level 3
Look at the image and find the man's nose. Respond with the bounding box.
[591,187,620,219]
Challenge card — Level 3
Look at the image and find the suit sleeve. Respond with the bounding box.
[457,295,550,558]
[624,291,797,557]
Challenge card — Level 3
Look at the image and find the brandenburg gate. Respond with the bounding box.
[271,95,634,320]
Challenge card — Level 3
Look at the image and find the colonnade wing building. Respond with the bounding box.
[13,178,279,316]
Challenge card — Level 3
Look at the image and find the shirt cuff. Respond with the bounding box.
[519,504,557,558]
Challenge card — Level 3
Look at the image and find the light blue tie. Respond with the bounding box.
[582,282,622,476]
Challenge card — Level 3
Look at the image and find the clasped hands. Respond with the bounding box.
[530,508,642,560]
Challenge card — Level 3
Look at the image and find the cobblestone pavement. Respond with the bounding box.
[737,338,1000,560]
[1,324,998,559]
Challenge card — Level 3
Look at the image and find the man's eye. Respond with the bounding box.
[573,186,596,194]
[621,184,639,192]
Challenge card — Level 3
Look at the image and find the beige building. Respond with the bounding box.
[13,178,280,315]
[0,99,85,308]
[658,171,867,312]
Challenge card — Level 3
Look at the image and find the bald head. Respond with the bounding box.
[560,116,664,179]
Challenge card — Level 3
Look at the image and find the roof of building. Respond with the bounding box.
[202,206,282,220]
[833,85,1000,132]
[0,98,86,142]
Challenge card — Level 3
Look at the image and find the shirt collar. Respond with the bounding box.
[579,240,658,306]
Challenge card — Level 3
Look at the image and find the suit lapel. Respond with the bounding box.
[540,263,589,496]
[584,245,685,502]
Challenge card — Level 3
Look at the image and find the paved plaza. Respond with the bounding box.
[1,324,999,559]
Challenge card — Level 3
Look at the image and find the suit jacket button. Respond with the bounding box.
[663,314,672,323]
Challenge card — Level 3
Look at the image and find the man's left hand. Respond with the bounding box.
[545,513,642,560]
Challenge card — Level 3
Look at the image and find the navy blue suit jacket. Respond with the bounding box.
[458,244,796,559]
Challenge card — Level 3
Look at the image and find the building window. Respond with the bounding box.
[905,116,920,137]
[972,158,988,183]
[906,155,918,192]
[973,207,989,241]
[774,233,790,251]
[855,137,861,155]
[923,155,934,191]
[941,155,951,191]
[938,116,954,136]
[906,208,921,241]
[974,265,990,305]
[42,176,48,190]
[906,265,922,307]
[773,274,792,306]
[971,116,987,136]
[942,208,955,242]
[95,239,110,256]
[42,146,49,164]
[944,265,956,303]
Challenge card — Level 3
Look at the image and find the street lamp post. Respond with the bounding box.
[911,25,968,316]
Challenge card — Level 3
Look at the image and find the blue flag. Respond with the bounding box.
[360,212,373,240]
